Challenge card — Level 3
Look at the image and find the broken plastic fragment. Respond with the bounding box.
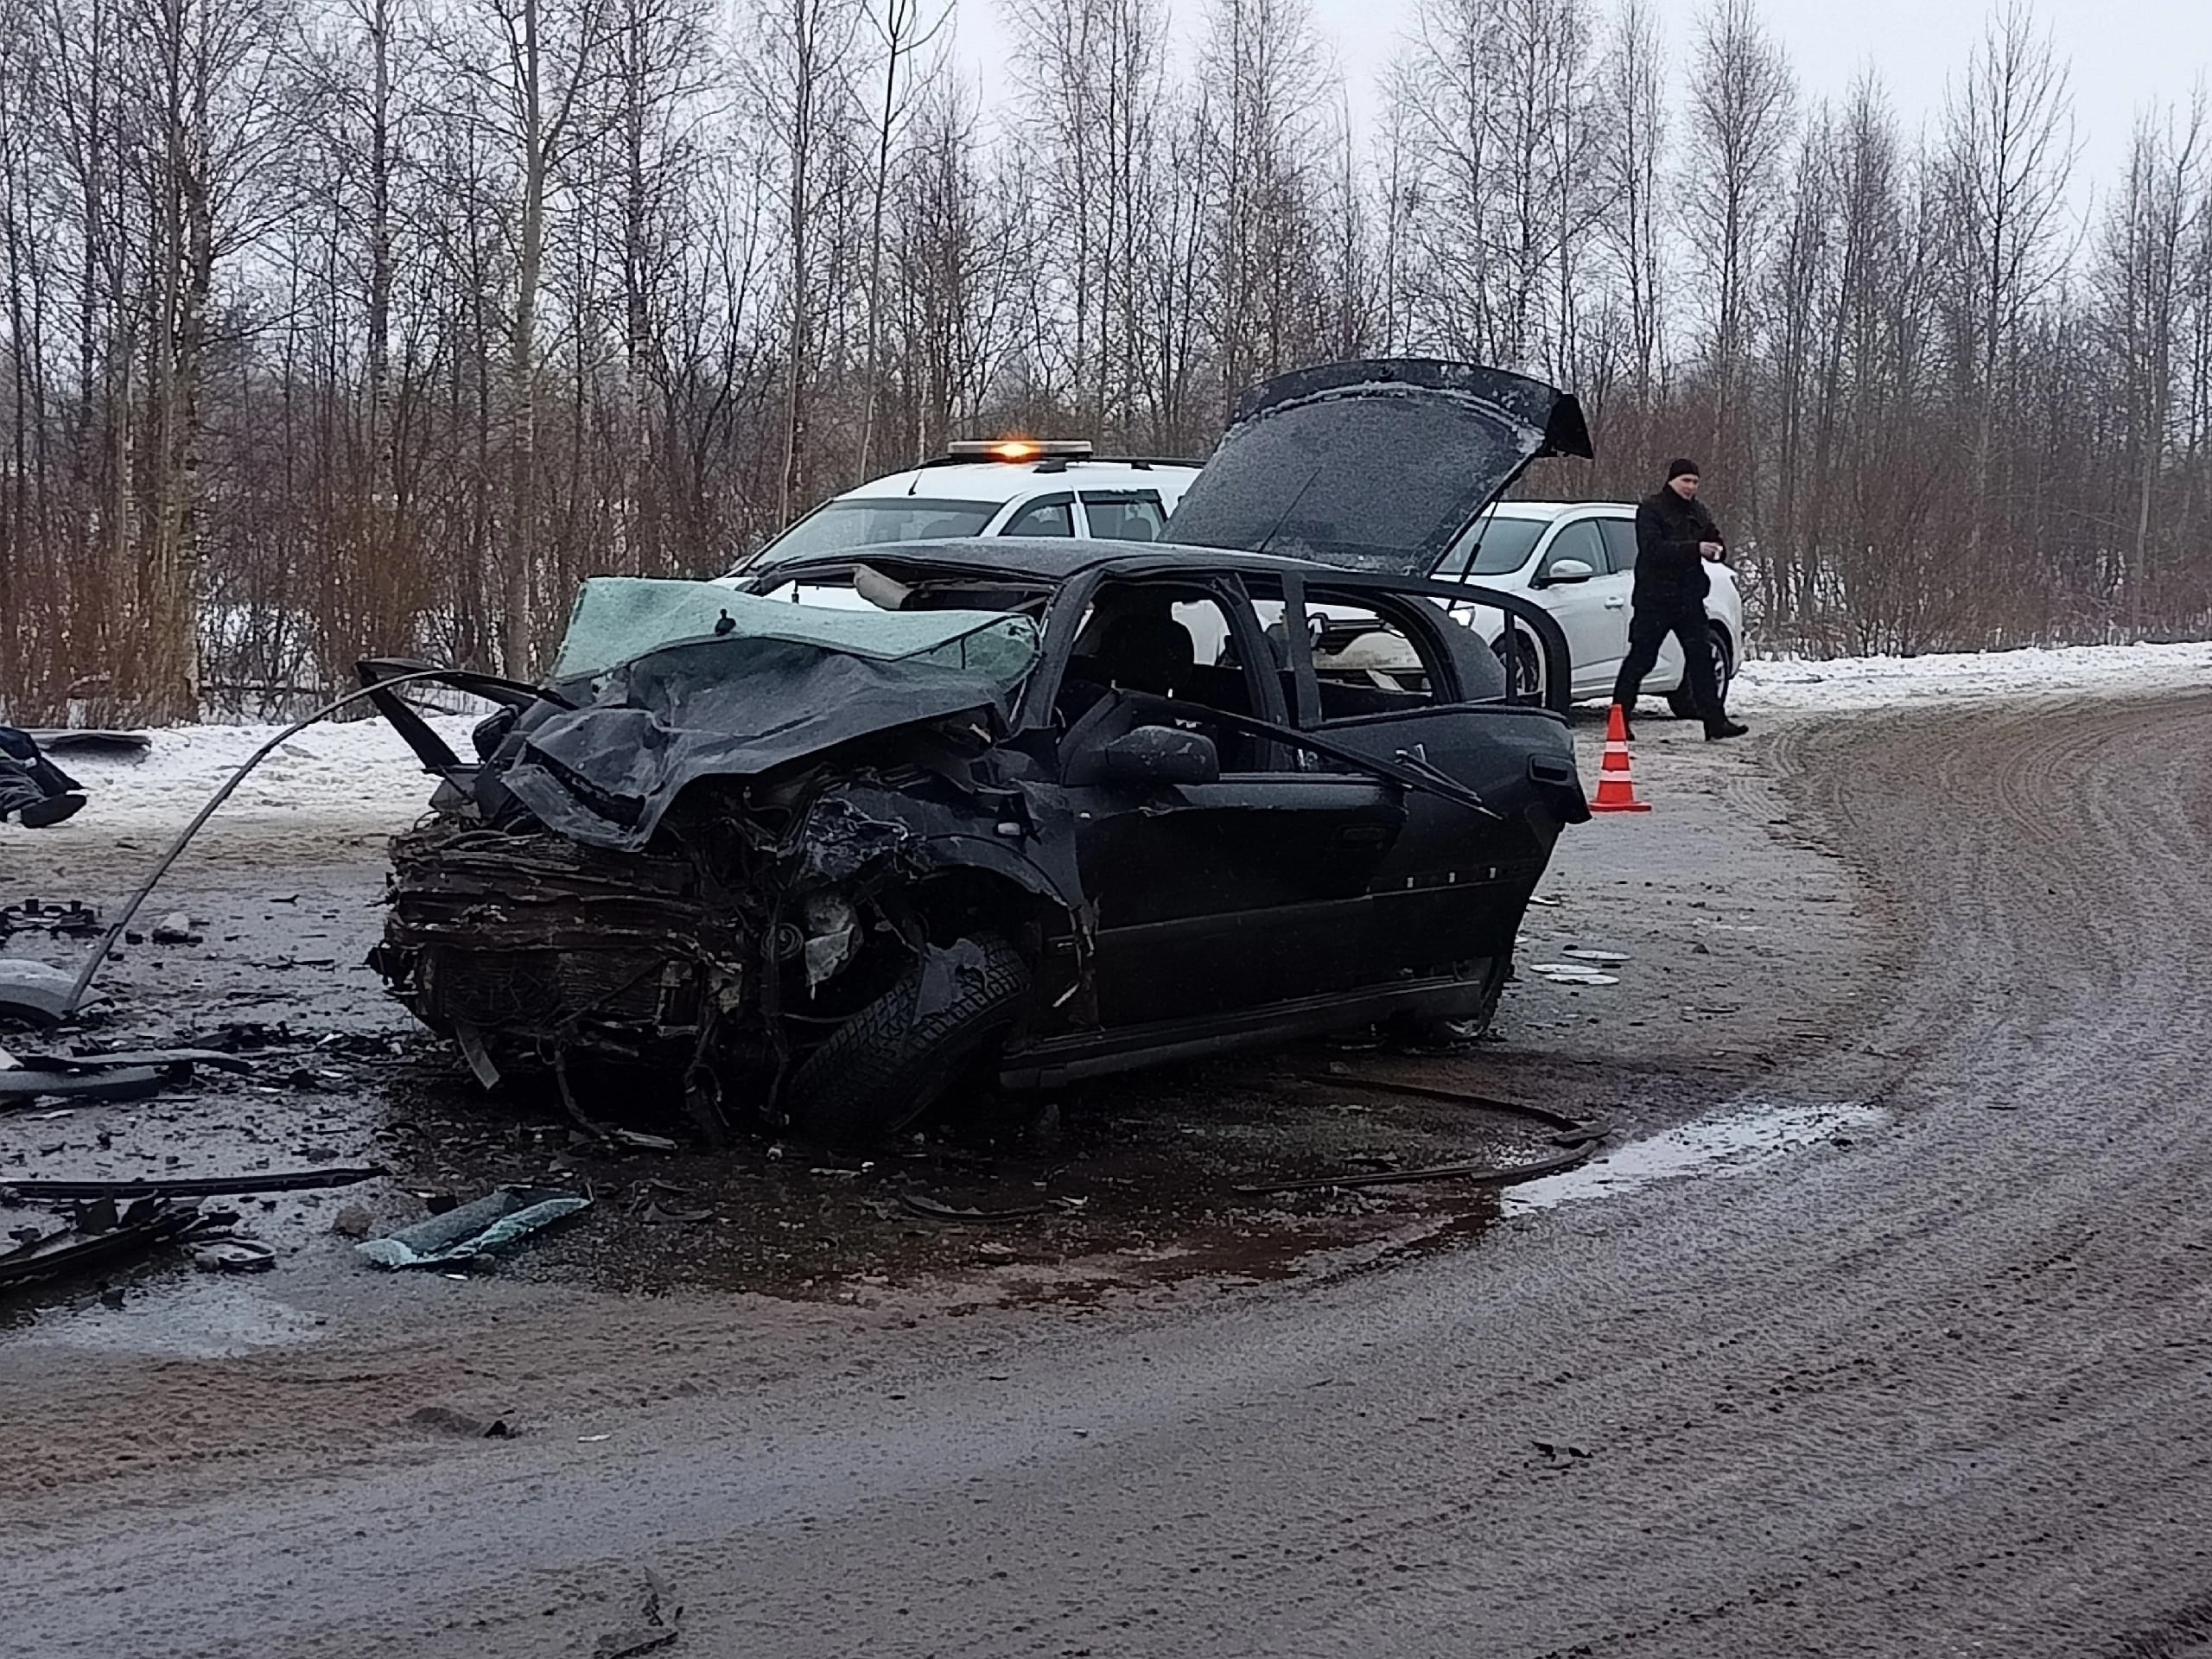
[356,1185,588,1268]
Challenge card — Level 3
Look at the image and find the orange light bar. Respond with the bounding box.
[945,438,1094,463]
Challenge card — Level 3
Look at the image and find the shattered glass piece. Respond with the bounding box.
[355,1185,588,1268]
[550,577,1039,687]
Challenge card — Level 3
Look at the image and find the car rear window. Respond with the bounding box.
[754,498,998,564]
[1082,491,1167,542]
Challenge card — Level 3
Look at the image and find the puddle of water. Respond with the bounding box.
[26,1273,330,1358]
[1502,1099,1886,1216]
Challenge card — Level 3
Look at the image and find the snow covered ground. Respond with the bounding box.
[10,639,2210,839]
[24,712,485,841]
[1734,639,2212,713]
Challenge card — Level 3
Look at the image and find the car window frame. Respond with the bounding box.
[1025,568,1290,750]
[1076,489,1169,543]
[1597,513,1638,574]
[1282,573,1496,728]
[998,493,1077,538]
[1535,517,1608,584]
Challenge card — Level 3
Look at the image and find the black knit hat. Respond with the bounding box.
[1666,457,1700,481]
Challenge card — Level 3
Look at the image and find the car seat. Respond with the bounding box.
[1097,613,1194,696]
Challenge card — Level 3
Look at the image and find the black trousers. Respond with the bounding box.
[1611,602,1724,726]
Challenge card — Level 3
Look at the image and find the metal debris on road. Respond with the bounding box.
[355,1185,589,1268]
[0,959,94,1026]
[1,900,104,940]
[0,1063,168,1108]
[192,1239,278,1273]
[3,1166,384,1200]
[0,1196,229,1292]
[898,1192,1049,1224]
[1232,1075,1610,1197]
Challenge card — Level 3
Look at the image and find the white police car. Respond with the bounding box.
[738,441,1198,571]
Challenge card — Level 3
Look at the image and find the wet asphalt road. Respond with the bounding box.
[10,694,2212,1656]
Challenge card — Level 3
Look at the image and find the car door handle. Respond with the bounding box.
[1603,596,1627,609]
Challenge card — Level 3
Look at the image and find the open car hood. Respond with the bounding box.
[1161,359,1593,576]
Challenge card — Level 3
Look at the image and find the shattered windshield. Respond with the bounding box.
[550,577,1039,688]
[752,497,999,566]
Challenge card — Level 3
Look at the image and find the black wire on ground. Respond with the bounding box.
[1230,1073,1610,1197]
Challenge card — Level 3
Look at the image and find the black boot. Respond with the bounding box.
[1704,719,1749,741]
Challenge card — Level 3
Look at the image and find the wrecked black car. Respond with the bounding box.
[365,360,1595,1145]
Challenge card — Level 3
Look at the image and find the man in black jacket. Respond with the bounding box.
[1611,459,1747,741]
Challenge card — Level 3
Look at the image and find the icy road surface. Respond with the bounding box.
[5,664,2212,1658]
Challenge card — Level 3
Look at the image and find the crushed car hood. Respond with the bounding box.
[1161,359,1593,576]
[448,578,1039,852]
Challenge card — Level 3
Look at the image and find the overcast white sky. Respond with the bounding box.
[950,0,2212,212]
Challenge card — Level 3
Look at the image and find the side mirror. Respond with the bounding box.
[1101,725,1220,788]
[1541,556,1596,585]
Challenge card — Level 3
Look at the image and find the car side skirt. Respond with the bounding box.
[998,965,1498,1089]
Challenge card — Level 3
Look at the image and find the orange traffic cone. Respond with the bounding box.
[1591,703,1652,813]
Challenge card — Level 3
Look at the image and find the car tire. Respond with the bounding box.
[1491,634,1546,702]
[1667,626,1734,719]
[785,932,1031,1147]
[1399,953,1510,1050]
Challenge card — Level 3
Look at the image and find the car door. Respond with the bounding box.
[1527,518,1618,700]
[1288,576,1561,987]
[1050,575,1407,1034]
[1572,513,1636,686]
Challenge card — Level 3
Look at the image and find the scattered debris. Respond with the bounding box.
[407,1406,516,1440]
[2,1165,383,1200]
[898,1192,1048,1224]
[0,726,87,828]
[1232,1076,1609,1197]
[41,1046,252,1072]
[193,1239,278,1274]
[1561,948,1630,964]
[0,1196,226,1292]
[25,728,150,759]
[1,900,103,940]
[1529,961,1621,987]
[1233,1141,1600,1196]
[0,1063,168,1109]
[355,1185,588,1269]
[331,1203,375,1239]
[0,959,92,1026]
[150,912,203,945]
[593,1570,682,1658]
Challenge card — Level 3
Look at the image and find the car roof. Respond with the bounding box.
[1484,499,1633,520]
[836,459,1201,507]
[750,536,1435,588]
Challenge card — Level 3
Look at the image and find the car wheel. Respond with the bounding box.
[785,932,1031,1147]
[1397,953,1510,1050]
[1666,626,1733,719]
[1491,634,1545,702]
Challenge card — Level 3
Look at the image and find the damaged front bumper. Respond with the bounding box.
[372,823,743,1079]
